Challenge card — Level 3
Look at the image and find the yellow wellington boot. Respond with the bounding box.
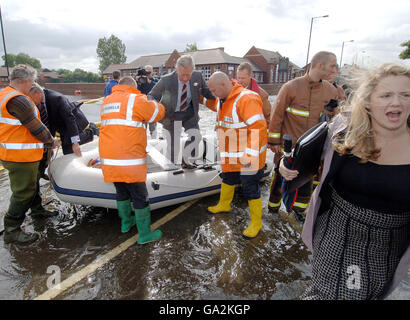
[208,183,235,214]
[242,198,262,238]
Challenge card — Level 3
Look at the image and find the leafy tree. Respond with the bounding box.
[399,40,410,59]
[96,34,127,74]
[54,68,103,83]
[2,53,16,67]
[185,42,198,52]
[2,52,42,68]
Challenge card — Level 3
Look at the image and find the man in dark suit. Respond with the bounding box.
[29,84,99,158]
[148,55,215,168]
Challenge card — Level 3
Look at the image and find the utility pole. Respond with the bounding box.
[305,15,329,67]
[340,40,354,69]
[0,4,9,77]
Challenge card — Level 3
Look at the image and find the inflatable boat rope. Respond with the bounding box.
[151,169,221,189]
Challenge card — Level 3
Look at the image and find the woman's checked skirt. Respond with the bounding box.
[303,185,409,300]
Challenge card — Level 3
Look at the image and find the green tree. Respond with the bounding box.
[54,68,103,83]
[96,34,127,74]
[185,42,198,52]
[399,40,410,59]
[2,53,16,67]
[2,52,42,68]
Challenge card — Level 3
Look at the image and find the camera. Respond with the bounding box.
[324,99,339,112]
[136,68,148,85]
[320,99,339,123]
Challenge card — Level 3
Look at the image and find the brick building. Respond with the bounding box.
[243,46,304,84]
[0,67,10,87]
[103,47,265,82]
[37,70,63,86]
[103,46,303,94]
[1,67,63,88]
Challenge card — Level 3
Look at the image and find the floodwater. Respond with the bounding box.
[0,96,408,300]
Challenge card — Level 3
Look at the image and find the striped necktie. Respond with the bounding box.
[39,101,50,129]
[180,83,188,112]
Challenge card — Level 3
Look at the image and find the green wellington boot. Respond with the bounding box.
[4,199,39,245]
[4,216,38,245]
[117,200,135,233]
[135,206,162,244]
[30,205,59,218]
[4,229,39,245]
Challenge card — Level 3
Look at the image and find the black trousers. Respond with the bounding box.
[113,182,149,209]
[269,165,313,210]
[220,166,266,200]
[162,106,201,164]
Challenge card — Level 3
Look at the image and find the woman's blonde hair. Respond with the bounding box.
[333,63,410,162]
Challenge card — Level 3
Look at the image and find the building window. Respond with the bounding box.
[200,66,211,81]
[283,71,287,82]
[1,77,8,82]
[253,72,263,83]
[214,65,220,73]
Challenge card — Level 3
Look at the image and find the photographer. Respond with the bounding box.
[136,65,158,138]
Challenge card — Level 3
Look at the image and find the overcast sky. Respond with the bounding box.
[2,0,409,73]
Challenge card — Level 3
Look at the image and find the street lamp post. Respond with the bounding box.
[0,4,9,77]
[361,51,367,68]
[340,40,354,69]
[306,15,329,66]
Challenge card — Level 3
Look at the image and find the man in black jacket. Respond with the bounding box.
[136,65,158,138]
[29,84,99,157]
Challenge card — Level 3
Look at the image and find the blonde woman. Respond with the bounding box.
[279,63,410,300]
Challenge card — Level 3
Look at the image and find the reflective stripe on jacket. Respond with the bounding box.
[0,86,44,162]
[99,85,165,183]
[216,84,267,173]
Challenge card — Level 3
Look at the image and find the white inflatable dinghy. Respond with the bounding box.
[49,135,274,210]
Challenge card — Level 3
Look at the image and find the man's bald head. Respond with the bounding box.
[208,72,232,99]
[209,71,230,85]
[119,76,137,88]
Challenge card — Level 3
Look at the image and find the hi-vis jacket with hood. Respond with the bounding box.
[0,86,44,162]
[207,83,267,173]
[99,85,165,183]
[268,74,338,148]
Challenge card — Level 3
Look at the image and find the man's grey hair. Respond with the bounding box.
[29,82,44,94]
[144,65,153,72]
[10,64,38,83]
[176,55,195,69]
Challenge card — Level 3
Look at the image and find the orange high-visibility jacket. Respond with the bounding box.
[99,85,165,183]
[213,84,267,173]
[0,86,44,162]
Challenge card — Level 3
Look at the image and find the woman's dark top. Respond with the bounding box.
[332,155,410,213]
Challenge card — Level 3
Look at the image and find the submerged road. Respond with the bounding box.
[0,98,408,300]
